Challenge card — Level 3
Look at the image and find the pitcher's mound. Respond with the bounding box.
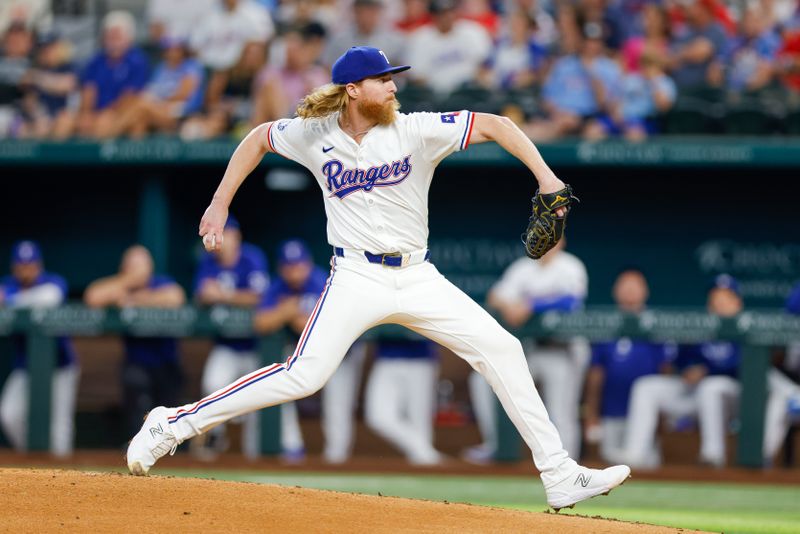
[0,468,699,533]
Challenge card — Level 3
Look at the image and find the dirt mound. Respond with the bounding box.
[0,468,702,533]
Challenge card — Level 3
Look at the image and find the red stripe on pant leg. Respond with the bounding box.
[169,362,282,421]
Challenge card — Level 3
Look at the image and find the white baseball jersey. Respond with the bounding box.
[160,107,583,491]
[267,110,476,254]
[491,252,588,305]
[405,21,493,95]
[190,0,273,70]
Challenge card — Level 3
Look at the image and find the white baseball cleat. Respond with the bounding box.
[545,464,631,512]
[126,406,178,476]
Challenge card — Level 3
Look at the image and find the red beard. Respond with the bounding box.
[357,96,399,126]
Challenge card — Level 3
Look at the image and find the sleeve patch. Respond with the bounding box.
[440,112,461,123]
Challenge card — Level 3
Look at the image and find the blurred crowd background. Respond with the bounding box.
[3,0,800,142]
[1,0,800,475]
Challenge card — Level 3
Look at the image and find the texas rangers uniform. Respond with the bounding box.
[0,243,79,457]
[166,108,578,487]
[622,341,740,468]
[257,246,367,463]
[194,241,269,458]
[590,338,672,464]
[364,339,442,465]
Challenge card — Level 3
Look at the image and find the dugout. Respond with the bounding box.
[1,137,799,466]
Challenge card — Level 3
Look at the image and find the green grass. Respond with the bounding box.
[153,469,800,534]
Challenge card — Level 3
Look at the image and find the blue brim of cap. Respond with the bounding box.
[386,65,411,75]
[342,65,411,84]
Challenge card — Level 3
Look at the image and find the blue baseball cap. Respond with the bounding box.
[224,214,240,231]
[331,46,410,85]
[11,240,42,264]
[278,239,312,265]
[710,273,740,296]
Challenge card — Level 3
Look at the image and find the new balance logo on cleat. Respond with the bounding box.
[575,473,592,487]
[149,424,164,438]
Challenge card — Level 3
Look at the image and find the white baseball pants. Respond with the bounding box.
[202,346,310,457]
[168,256,576,486]
[364,358,441,465]
[0,365,79,457]
[321,342,367,463]
[467,342,589,458]
[698,370,800,466]
[622,375,698,468]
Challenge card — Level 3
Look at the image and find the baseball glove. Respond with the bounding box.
[521,184,579,260]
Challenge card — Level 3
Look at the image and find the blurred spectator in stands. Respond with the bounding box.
[622,2,672,76]
[254,239,367,463]
[573,0,624,52]
[0,240,78,457]
[17,32,76,140]
[524,22,622,141]
[182,0,273,140]
[478,9,549,91]
[0,21,32,138]
[771,1,800,93]
[460,0,501,38]
[365,340,444,465]
[147,0,215,43]
[667,0,728,91]
[584,269,674,465]
[396,0,432,33]
[586,21,677,142]
[464,239,589,462]
[323,0,404,68]
[777,22,800,93]
[84,245,186,444]
[253,22,327,124]
[0,0,52,36]
[192,215,269,459]
[100,37,205,139]
[584,2,676,141]
[405,0,492,96]
[273,0,338,31]
[503,0,558,50]
[555,2,583,56]
[77,11,149,139]
[708,4,780,93]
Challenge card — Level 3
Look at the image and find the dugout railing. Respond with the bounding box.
[1,305,799,468]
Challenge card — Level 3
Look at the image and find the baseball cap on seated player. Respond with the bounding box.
[11,240,42,264]
[278,239,312,265]
[331,46,410,85]
[710,273,740,295]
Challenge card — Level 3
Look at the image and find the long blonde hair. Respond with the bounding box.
[296,83,349,119]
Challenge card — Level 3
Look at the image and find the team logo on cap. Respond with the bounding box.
[18,242,35,261]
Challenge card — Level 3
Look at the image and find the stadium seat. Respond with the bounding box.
[663,97,721,134]
[784,110,800,135]
[723,101,777,135]
[396,85,437,113]
[439,85,503,114]
[501,88,540,120]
